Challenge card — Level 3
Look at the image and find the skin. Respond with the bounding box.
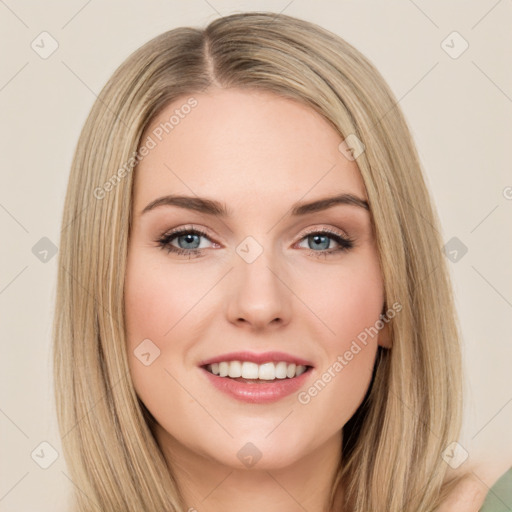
[123,88,500,511]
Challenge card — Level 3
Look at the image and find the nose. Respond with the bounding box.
[226,247,292,331]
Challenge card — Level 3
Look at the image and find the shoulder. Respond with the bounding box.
[437,468,512,512]
[480,468,512,511]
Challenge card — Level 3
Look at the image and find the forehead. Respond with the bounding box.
[133,88,366,212]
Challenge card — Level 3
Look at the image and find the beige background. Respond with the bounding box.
[1,1,511,510]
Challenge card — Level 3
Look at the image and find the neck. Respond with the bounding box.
[155,425,344,512]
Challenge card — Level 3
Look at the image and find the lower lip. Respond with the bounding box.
[200,367,313,404]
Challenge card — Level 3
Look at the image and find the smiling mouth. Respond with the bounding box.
[202,361,313,382]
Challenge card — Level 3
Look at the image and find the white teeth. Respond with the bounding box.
[286,363,296,378]
[295,365,307,376]
[241,361,259,379]
[275,362,288,379]
[218,361,229,377]
[258,362,275,380]
[206,361,309,380]
[228,360,242,378]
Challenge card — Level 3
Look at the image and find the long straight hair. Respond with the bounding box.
[53,12,463,511]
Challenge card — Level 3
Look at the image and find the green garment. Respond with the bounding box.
[480,468,512,511]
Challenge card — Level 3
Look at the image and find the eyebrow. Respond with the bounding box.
[140,193,369,217]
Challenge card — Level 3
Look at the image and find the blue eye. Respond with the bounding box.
[298,229,354,258]
[156,227,212,259]
[156,227,354,259]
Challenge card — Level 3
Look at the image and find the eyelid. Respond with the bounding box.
[296,224,351,240]
[159,224,216,240]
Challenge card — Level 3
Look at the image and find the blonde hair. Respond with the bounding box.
[53,12,462,511]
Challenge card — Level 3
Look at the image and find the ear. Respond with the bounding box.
[377,304,393,349]
[377,320,392,349]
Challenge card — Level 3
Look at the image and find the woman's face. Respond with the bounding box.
[124,88,388,471]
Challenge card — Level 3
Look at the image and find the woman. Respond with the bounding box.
[52,11,505,511]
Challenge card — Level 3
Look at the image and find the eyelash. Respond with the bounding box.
[156,225,355,259]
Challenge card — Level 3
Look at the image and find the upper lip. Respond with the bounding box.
[198,351,314,368]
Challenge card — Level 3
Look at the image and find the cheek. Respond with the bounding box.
[329,257,383,379]
[125,265,170,342]
[294,255,383,421]
[124,254,204,345]
[124,254,195,396]
[296,251,384,346]
[124,259,205,457]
